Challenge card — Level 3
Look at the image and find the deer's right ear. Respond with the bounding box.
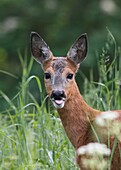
[67,34,88,66]
[30,32,53,64]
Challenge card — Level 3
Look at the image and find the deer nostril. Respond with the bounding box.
[51,90,66,100]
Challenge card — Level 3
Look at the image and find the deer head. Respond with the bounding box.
[30,32,88,109]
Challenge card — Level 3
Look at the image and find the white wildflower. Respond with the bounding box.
[77,142,111,156]
[95,111,119,127]
[77,143,111,170]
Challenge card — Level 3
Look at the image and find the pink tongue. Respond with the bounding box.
[55,100,63,105]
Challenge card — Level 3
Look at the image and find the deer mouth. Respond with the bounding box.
[51,98,66,109]
[50,90,66,109]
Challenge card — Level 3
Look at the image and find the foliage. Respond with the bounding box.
[82,30,121,111]
[0,0,121,99]
[0,32,120,169]
[0,55,77,170]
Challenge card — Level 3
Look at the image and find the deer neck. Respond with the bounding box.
[57,82,100,148]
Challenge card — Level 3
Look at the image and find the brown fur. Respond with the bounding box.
[31,32,121,169]
[43,60,121,170]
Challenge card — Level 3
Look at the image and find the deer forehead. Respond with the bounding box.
[44,57,77,74]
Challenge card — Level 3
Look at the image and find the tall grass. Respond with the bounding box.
[81,30,121,169]
[0,31,121,170]
[83,30,121,111]
[0,52,77,170]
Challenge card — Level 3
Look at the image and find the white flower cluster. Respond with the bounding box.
[77,142,111,156]
[95,111,119,127]
[95,111,121,141]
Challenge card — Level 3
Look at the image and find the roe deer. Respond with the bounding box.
[30,32,121,170]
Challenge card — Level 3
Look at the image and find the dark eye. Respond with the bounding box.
[45,73,51,79]
[67,73,73,80]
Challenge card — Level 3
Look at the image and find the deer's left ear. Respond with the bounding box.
[30,32,53,65]
[67,33,88,66]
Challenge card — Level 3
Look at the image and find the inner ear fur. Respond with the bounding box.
[67,33,88,66]
[30,32,53,64]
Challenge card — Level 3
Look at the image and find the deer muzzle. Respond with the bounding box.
[50,90,66,109]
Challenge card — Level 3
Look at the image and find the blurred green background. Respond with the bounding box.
[0,0,121,110]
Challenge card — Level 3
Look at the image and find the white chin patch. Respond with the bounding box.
[52,99,65,109]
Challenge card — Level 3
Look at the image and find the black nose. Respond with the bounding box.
[51,90,66,100]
